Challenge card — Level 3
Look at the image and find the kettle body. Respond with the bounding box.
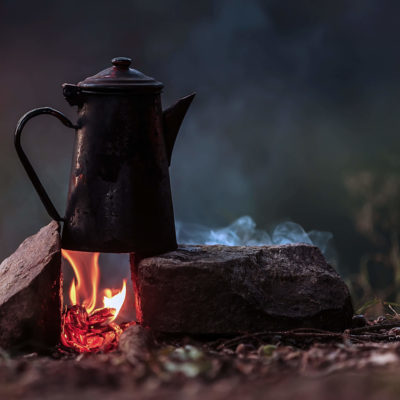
[14,57,195,255]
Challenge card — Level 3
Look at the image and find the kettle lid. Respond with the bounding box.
[77,57,163,93]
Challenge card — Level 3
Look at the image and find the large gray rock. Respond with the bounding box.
[131,244,353,334]
[0,221,62,351]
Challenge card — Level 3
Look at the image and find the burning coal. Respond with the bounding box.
[61,250,133,353]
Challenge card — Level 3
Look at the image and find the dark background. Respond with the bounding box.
[0,0,399,297]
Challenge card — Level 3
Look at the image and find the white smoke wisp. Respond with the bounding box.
[175,216,337,266]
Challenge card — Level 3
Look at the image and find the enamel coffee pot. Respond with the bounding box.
[15,57,195,254]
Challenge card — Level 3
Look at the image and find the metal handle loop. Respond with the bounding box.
[14,107,77,222]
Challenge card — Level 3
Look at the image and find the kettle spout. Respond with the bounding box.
[163,93,196,165]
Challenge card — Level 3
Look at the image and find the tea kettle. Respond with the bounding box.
[14,57,195,254]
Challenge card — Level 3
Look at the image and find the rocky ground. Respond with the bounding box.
[3,320,400,400]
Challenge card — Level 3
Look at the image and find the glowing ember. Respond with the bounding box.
[61,250,133,353]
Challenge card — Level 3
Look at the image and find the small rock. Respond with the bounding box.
[375,316,387,324]
[388,327,400,336]
[235,344,254,355]
[351,314,368,328]
[118,324,153,364]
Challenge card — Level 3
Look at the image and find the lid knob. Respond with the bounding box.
[112,57,132,69]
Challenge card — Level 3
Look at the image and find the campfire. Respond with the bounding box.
[61,250,134,353]
[10,57,195,353]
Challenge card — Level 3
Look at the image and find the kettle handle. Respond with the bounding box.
[14,107,77,222]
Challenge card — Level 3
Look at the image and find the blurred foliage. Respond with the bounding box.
[345,161,400,308]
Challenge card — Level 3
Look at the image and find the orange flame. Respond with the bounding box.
[69,278,77,306]
[103,279,127,323]
[62,250,100,314]
[61,250,132,353]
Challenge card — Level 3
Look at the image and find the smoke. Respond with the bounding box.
[176,216,337,266]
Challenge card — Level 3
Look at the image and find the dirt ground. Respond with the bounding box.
[3,322,400,400]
